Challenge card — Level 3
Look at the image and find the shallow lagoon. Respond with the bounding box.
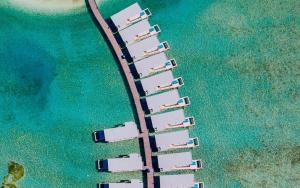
[0,0,299,187]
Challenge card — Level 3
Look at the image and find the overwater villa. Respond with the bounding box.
[97,153,143,172]
[130,54,177,79]
[93,121,139,143]
[110,3,151,31]
[146,109,195,132]
[154,174,204,188]
[127,37,170,61]
[150,130,199,152]
[141,90,190,114]
[97,179,143,188]
[136,70,184,96]
[153,152,202,172]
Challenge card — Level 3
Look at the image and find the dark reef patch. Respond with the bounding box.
[1,161,25,188]
[290,146,300,166]
[0,35,56,112]
[0,37,56,96]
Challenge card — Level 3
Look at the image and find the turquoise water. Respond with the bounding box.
[1,0,300,187]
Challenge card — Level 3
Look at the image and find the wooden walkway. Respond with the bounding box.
[87,0,154,187]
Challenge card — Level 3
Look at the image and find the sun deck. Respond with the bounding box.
[97,179,143,188]
[119,20,160,45]
[150,130,199,152]
[97,153,143,172]
[147,109,195,132]
[153,152,201,172]
[131,53,175,79]
[155,174,203,188]
[137,70,182,96]
[127,36,170,62]
[110,3,151,31]
[93,122,139,143]
[142,90,179,114]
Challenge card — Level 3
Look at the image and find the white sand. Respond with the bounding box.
[5,0,102,14]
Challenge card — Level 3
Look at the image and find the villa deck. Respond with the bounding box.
[130,53,172,79]
[136,70,176,96]
[142,89,190,114]
[97,179,143,188]
[153,152,202,172]
[119,20,160,45]
[119,19,150,44]
[127,37,163,61]
[147,109,195,132]
[155,174,204,188]
[150,130,199,152]
[142,90,180,114]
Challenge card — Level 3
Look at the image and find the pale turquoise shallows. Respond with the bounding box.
[0,0,300,188]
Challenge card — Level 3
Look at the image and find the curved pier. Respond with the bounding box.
[86,0,154,187]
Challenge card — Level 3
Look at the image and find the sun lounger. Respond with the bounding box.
[148,58,177,76]
[125,8,151,27]
[133,24,160,43]
[160,96,190,111]
[156,77,183,92]
[141,41,170,60]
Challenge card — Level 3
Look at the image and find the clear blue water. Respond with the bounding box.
[1,0,300,187]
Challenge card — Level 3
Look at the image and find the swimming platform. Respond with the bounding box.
[86,0,203,187]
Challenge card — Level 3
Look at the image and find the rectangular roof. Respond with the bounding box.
[149,109,186,132]
[106,153,143,172]
[145,90,180,114]
[127,36,160,61]
[156,152,192,172]
[154,130,189,151]
[101,179,143,188]
[139,70,175,96]
[110,3,142,30]
[103,122,139,142]
[133,53,169,78]
[119,19,151,45]
[157,174,196,188]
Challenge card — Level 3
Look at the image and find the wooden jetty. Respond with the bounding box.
[86,0,154,187]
